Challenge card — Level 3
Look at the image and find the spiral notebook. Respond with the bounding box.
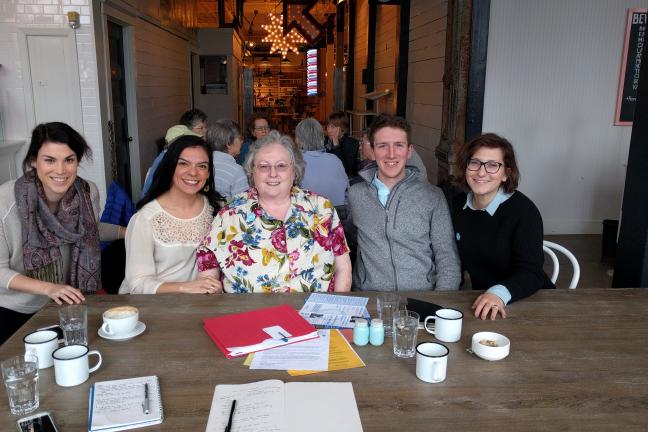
[88,376,163,432]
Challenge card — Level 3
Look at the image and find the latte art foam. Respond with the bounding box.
[104,306,138,319]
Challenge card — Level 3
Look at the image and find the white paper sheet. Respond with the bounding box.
[249,330,330,371]
[285,382,363,432]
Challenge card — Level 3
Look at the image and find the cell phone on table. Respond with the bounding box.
[36,325,64,343]
[16,411,59,432]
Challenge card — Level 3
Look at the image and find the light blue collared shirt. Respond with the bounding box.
[463,188,514,305]
[372,174,391,207]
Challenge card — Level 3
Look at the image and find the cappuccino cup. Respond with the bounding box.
[424,308,463,343]
[101,306,139,337]
[24,330,60,369]
[52,344,102,387]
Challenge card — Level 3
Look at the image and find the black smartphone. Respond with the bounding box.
[16,411,59,432]
[406,298,443,322]
[36,325,64,343]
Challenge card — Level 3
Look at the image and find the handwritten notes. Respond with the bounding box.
[89,376,163,432]
[205,380,363,432]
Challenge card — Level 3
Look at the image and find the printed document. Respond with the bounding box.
[299,293,369,328]
[250,330,330,371]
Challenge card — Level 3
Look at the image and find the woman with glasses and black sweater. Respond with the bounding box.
[450,133,554,321]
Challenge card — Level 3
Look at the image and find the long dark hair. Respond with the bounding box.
[23,122,92,172]
[138,135,221,214]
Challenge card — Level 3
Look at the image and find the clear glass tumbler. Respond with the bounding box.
[59,304,88,346]
[2,354,39,415]
[392,310,420,358]
[377,292,400,337]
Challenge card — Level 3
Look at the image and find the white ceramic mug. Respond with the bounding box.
[416,342,449,383]
[101,306,139,337]
[23,330,59,369]
[424,308,463,343]
[52,345,102,387]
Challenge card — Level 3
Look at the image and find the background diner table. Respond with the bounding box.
[0,289,647,431]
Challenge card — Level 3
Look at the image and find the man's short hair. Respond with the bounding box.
[368,114,411,147]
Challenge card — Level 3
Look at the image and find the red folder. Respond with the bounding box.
[203,304,319,359]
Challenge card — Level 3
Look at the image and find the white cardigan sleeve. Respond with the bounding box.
[120,211,163,294]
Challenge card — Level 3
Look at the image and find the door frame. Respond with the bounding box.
[95,2,142,198]
[17,28,84,133]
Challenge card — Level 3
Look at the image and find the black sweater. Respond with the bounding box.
[325,135,359,176]
[451,191,554,303]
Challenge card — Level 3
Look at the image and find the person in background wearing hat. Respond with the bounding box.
[140,124,200,198]
[180,109,208,138]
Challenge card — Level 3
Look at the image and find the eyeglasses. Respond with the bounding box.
[254,126,269,132]
[254,162,291,174]
[466,159,504,174]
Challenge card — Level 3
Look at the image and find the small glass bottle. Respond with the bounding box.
[369,318,385,346]
[353,318,369,346]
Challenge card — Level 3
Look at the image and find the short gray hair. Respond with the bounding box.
[295,118,325,151]
[243,130,305,186]
[206,119,241,153]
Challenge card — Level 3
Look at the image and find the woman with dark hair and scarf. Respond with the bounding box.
[0,122,121,344]
[119,135,222,294]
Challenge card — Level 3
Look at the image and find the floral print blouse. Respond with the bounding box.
[197,187,349,293]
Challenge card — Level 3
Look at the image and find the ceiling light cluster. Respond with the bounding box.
[262,14,305,59]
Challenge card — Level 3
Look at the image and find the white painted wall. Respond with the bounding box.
[483,0,647,234]
[0,1,107,200]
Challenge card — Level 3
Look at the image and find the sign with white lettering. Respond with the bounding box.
[615,8,647,125]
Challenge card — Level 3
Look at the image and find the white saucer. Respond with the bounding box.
[98,321,146,341]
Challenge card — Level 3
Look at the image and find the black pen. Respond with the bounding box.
[224,399,236,432]
[143,383,150,415]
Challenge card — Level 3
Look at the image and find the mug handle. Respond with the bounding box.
[424,316,436,335]
[101,323,113,335]
[88,350,102,373]
[25,348,39,364]
[432,360,442,381]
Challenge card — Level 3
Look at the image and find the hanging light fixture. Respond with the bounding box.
[262,14,305,59]
[260,55,270,66]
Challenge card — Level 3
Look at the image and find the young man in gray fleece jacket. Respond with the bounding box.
[348,114,461,292]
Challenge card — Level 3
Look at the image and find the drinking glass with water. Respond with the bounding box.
[392,310,420,358]
[59,304,88,346]
[2,354,39,415]
[377,293,400,337]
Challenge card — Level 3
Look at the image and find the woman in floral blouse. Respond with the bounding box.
[197,130,352,293]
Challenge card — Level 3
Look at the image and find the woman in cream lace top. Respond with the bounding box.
[119,136,222,294]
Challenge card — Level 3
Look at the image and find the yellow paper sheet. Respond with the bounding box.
[243,353,254,366]
[287,329,365,376]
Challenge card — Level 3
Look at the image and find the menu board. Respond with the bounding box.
[615,8,647,125]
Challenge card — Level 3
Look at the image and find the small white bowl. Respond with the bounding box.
[471,332,510,361]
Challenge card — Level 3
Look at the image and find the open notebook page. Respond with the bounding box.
[205,380,284,432]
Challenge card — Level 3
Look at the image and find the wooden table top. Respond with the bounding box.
[1,289,647,431]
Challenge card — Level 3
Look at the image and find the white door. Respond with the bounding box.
[19,29,83,132]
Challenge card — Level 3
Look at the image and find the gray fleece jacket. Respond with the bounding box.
[348,165,461,292]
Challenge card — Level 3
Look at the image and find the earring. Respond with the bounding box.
[203,185,210,192]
